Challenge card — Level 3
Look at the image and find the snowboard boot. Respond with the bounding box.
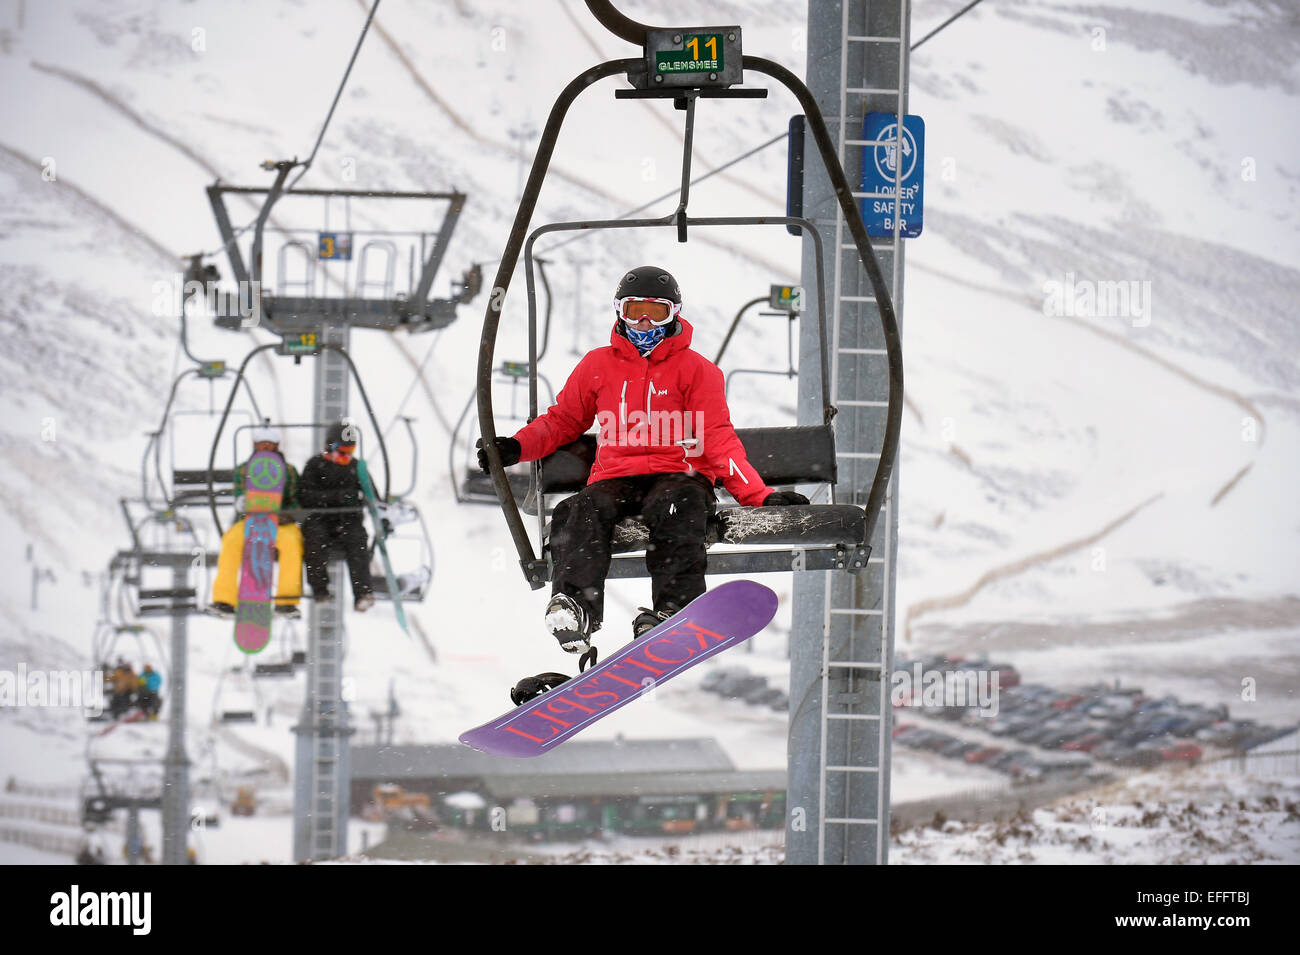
[632,607,673,639]
[354,593,375,613]
[210,602,236,619]
[275,604,302,619]
[545,593,592,654]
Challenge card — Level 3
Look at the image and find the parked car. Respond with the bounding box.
[964,746,1004,764]
[1091,741,1136,764]
[1195,720,1257,747]
[1051,693,1087,711]
[1160,741,1202,762]
[744,684,781,706]
[991,749,1032,771]
[1062,733,1108,753]
[987,663,1021,688]
[716,673,768,699]
[701,667,749,693]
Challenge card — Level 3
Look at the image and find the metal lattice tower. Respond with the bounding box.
[206,177,471,862]
[292,324,355,862]
[788,0,910,865]
[161,558,192,865]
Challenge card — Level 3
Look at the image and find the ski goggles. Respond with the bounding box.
[615,296,681,326]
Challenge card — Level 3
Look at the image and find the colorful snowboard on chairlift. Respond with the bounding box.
[234,449,285,654]
[459,580,779,758]
[357,458,408,636]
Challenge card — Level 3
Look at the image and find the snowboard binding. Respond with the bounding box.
[509,646,599,706]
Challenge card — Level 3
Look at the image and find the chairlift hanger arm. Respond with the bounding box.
[714,295,767,365]
[535,257,553,365]
[583,0,648,44]
[409,192,467,313]
[249,161,296,286]
[477,57,635,587]
[391,416,419,501]
[206,343,277,537]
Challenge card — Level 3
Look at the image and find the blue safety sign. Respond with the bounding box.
[859,112,924,238]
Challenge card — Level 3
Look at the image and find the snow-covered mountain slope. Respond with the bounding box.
[0,0,1297,863]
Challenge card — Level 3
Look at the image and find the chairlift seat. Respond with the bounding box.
[171,469,238,507]
[253,662,296,678]
[534,425,869,576]
[538,425,839,494]
[219,711,257,724]
[461,469,532,503]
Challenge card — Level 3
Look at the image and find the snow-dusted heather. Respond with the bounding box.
[892,762,1300,865]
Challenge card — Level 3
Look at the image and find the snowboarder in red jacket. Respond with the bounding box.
[479,265,808,654]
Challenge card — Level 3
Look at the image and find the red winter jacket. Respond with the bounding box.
[512,318,775,507]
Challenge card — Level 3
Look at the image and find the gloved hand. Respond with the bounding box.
[381,517,393,537]
[762,490,810,506]
[476,436,521,473]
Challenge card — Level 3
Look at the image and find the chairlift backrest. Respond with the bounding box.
[356,240,398,299]
[276,240,316,297]
[537,424,837,496]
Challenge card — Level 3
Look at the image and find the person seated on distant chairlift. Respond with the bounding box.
[210,427,304,619]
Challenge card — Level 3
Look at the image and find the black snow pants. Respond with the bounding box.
[549,472,716,628]
[302,514,373,600]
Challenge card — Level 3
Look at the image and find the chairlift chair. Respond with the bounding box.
[253,619,306,678]
[212,661,262,724]
[451,258,557,505]
[714,290,802,401]
[89,623,169,722]
[476,5,902,590]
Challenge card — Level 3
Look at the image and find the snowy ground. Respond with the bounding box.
[892,762,1300,866]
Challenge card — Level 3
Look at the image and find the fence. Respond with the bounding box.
[1209,748,1300,777]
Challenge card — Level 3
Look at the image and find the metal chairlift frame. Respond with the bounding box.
[477,2,903,590]
[451,257,557,505]
[362,415,435,601]
[87,622,169,722]
[212,660,263,725]
[206,174,470,331]
[146,360,263,512]
[254,618,306,678]
[714,293,801,400]
[203,341,390,537]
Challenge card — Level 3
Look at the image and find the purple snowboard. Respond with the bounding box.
[459,580,779,758]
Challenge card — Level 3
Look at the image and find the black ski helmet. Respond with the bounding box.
[615,266,681,305]
[325,420,360,448]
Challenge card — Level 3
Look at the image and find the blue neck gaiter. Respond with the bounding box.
[625,324,667,356]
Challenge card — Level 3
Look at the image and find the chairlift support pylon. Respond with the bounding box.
[207,159,478,862]
[477,2,903,590]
